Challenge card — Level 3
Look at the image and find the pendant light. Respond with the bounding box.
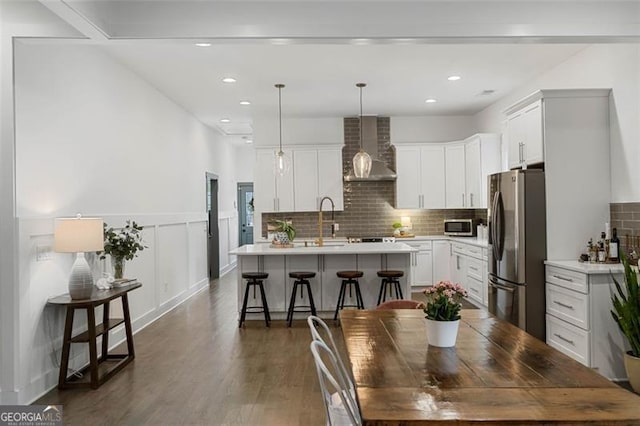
[274,83,290,176]
[352,83,372,179]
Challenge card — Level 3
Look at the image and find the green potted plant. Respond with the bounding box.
[97,220,147,279]
[270,219,296,245]
[611,249,640,393]
[392,222,402,236]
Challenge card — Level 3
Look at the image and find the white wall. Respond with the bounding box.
[0,0,82,405]
[391,116,477,143]
[8,41,248,403]
[253,116,343,147]
[475,44,640,202]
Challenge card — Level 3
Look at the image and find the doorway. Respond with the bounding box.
[237,182,254,246]
[206,172,219,280]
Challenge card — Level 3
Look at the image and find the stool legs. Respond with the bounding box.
[377,278,404,306]
[287,279,317,327]
[239,279,270,328]
[334,278,365,320]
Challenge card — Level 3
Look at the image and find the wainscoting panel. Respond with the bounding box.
[188,221,208,288]
[158,223,189,306]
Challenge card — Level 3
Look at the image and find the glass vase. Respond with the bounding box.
[112,256,126,279]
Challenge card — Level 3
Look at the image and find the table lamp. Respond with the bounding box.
[54,215,104,299]
[400,216,412,232]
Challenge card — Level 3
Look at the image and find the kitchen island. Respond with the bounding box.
[229,242,417,320]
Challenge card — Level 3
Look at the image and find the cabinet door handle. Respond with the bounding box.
[552,274,574,283]
[553,300,575,310]
[273,198,277,211]
[462,193,465,207]
[470,193,474,207]
[470,287,479,294]
[553,333,575,346]
[469,266,478,272]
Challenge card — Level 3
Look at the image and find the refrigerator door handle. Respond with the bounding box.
[495,191,504,261]
[489,281,515,293]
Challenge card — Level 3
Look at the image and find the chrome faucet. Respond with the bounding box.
[317,196,335,247]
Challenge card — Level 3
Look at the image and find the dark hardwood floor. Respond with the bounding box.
[36,270,329,425]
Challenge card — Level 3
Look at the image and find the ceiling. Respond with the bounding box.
[34,0,639,140]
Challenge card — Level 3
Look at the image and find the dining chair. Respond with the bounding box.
[375,299,426,310]
[307,315,355,396]
[310,340,362,426]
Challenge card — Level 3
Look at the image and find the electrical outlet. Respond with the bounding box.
[334,223,339,231]
[36,244,53,261]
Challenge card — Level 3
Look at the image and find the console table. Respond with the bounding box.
[47,282,141,389]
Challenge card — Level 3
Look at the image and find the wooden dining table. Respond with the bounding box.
[340,309,640,425]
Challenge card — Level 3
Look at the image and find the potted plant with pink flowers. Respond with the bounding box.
[423,281,468,347]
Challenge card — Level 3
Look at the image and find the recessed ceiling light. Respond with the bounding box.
[245,139,253,144]
[425,98,437,104]
[447,75,461,81]
[222,77,236,83]
[239,100,251,106]
[195,43,211,47]
[220,118,230,123]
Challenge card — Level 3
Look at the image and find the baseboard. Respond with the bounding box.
[220,260,237,277]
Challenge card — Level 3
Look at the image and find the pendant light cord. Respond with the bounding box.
[276,83,285,152]
[356,83,366,151]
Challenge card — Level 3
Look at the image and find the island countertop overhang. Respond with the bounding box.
[229,242,418,256]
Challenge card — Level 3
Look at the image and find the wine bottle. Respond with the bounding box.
[610,228,620,263]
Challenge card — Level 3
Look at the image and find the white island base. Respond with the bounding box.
[229,242,417,322]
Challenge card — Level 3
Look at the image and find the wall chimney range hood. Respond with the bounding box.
[344,116,397,182]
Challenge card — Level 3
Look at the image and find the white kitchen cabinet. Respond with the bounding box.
[257,146,342,213]
[506,100,543,168]
[406,241,433,288]
[432,240,451,283]
[464,139,481,209]
[445,144,466,208]
[255,148,294,212]
[293,147,344,212]
[544,262,627,380]
[396,145,445,209]
[462,134,502,209]
[317,149,344,211]
[293,150,319,212]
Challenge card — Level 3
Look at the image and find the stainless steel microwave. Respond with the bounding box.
[444,219,480,236]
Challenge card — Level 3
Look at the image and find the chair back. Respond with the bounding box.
[307,316,355,394]
[310,340,362,426]
[375,299,426,310]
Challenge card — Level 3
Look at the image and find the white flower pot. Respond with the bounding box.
[624,352,640,394]
[426,318,460,347]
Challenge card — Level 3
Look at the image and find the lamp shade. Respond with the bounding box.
[54,217,104,253]
[401,216,412,227]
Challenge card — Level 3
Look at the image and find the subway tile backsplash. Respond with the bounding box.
[610,202,640,253]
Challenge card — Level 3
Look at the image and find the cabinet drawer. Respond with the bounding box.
[546,283,589,330]
[467,258,483,281]
[465,244,483,260]
[452,243,466,256]
[546,266,588,294]
[409,241,433,251]
[466,276,483,305]
[546,314,590,367]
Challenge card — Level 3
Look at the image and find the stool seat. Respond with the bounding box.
[377,270,404,278]
[336,271,364,279]
[289,271,316,279]
[242,272,269,280]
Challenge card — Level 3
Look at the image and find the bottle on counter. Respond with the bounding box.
[609,228,620,263]
[598,231,606,262]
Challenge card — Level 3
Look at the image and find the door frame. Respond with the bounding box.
[237,182,254,246]
[206,172,219,280]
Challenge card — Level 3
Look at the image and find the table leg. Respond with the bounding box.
[86,306,99,389]
[102,301,110,361]
[122,294,135,358]
[58,307,75,389]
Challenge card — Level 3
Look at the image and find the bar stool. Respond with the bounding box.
[334,271,365,320]
[286,272,317,327]
[239,272,271,328]
[376,270,404,306]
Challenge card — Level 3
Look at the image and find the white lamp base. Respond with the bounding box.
[69,252,95,299]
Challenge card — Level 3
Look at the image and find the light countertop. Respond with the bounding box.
[253,235,488,248]
[544,260,625,275]
[229,241,417,256]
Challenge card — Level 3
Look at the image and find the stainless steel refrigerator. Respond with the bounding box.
[487,170,546,341]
